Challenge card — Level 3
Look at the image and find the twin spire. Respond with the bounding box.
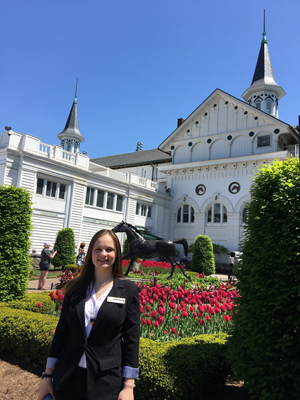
[242,10,285,117]
[57,79,85,153]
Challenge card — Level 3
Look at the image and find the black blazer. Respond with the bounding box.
[49,278,140,399]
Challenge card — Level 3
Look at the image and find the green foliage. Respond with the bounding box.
[0,307,57,364]
[228,157,300,400]
[212,243,230,255]
[122,237,129,256]
[2,292,53,314]
[189,242,229,256]
[52,227,75,268]
[63,263,77,272]
[0,185,32,302]
[137,334,231,400]
[191,235,215,275]
[157,271,220,288]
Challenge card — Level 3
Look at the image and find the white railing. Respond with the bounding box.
[129,173,158,191]
[62,150,75,163]
[39,142,51,154]
[285,144,299,157]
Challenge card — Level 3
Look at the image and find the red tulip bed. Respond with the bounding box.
[138,281,239,342]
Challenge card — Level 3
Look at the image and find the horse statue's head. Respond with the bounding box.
[112,221,127,233]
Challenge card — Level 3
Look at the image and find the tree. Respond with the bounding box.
[52,228,76,268]
[122,237,129,257]
[228,157,300,400]
[0,186,32,301]
[191,235,215,275]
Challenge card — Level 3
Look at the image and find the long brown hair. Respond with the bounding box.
[65,229,123,299]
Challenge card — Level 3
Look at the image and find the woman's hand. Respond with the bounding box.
[37,377,53,400]
[117,387,134,400]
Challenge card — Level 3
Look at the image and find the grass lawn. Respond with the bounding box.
[30,269,62,280]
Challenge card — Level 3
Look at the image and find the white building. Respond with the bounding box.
[0,29,298,255]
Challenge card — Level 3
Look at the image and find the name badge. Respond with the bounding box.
[107,296,126,304]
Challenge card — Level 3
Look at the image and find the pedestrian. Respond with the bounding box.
[228,252,237,283]
[76,242,86,271]
[38,242,57,290]
[37,229,140,400]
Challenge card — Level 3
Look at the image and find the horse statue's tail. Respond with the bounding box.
[173,238,189,256]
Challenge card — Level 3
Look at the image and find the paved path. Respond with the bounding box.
[27,273,229,294]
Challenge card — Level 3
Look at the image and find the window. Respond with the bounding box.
[116,195,123,212]
[107,192,114,210]
[177,205,194,223]
[136,202,152,217]
[266,100,271,114]
[257,135,270,147]
[36,178,66,200]
[85,186,124,212]
[85,187,95,206]
[59,184,66,200]
[36,178,44,195]
[255,101,261,110]
[207,203,227,224]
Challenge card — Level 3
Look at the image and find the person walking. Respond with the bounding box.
[37,229,140,400]
[228,252,237,283]
[38,242,57,290]
[76,242,86,271]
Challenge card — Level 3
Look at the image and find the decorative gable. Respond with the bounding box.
[159,89,295,165]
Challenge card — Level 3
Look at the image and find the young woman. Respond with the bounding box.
[37,230,140,400]
[38,242,57,290]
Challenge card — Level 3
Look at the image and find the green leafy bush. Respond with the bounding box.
[52,227,75,268]
[62,263,77,272]
[228,157,300,400]
[0,186,32,302]
[137,334,231,400]
[2,292,53,314]
[191,235,215,275]
[0,307,57,364]
[0,304,231,398]
[122,237,129,256]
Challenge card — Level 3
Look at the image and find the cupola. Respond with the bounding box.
[57,81,85,153]
[242,12,285,118]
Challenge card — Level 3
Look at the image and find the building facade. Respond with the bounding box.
[0,30,298,256]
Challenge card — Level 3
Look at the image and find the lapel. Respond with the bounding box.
[75,278,127,341]
[92,278,127,332]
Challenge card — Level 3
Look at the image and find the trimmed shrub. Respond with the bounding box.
[0,185,32,302]
[2,292,53,314]
[191,235,215,275]
[228,157,300,400]
[122,237,129,257]
[0,307,57,364]
[52,227,76,268]
[0,305,231,398]
[137,334,231,400]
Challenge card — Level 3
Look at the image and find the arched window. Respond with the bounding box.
[241,203,249,225]
[255,100,261,110]
[266,100,272,114]
[207,203,227,224]
[177,204,194,223]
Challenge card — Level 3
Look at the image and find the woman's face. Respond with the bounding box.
[92,234,116,273]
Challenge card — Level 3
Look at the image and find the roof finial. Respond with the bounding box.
[74,78,78,104]
[262,9,267,43]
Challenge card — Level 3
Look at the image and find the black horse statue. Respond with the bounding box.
[112,221,192,282]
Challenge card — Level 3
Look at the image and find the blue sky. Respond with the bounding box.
[1,0,299,158]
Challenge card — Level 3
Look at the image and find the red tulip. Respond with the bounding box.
[206,315,210,321]
[37,302,42,308]
[200,319,204,326]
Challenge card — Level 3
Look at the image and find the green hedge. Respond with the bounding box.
[137,334,230,400]
[0,307,57,363]
[0,185,33,301]
[2,292,53,314]
[52,227,76,268]
[191,235,215,275]
[0,305,231,398]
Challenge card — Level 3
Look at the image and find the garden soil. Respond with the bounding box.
[0,352,250,400]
